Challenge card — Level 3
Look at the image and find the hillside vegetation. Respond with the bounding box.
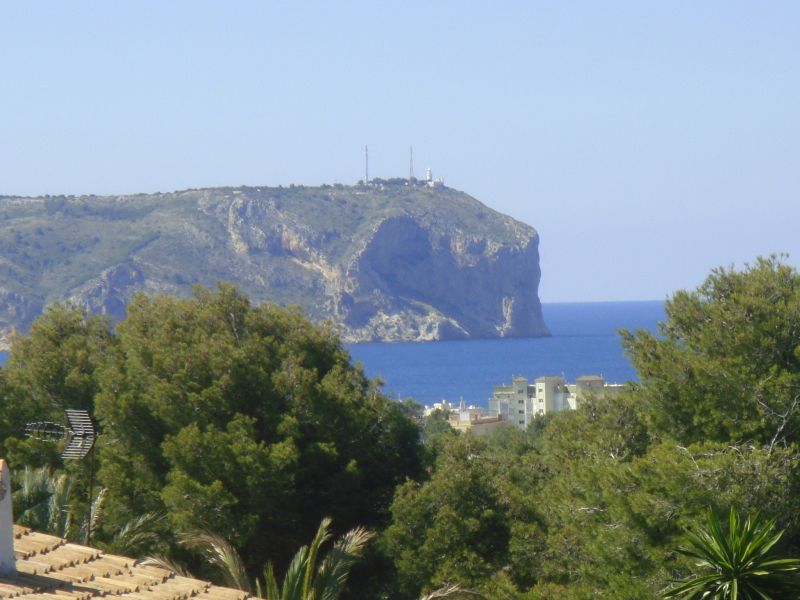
[0,183,547,346]
[1,257,800,598]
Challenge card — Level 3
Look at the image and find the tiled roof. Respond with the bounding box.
[0,525,252,600]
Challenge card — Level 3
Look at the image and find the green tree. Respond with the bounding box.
[663,509,800,599]
[6,303,112,412]
[622,256,800,447]
[0,304,112,463]
[92,284,422,576]
[521,393,800,598]
[383,428,540,598]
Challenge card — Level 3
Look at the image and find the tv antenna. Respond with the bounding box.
[364,145,369,184]
[25,409,98,544]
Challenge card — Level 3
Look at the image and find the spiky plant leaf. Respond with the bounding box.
[663,508,800,599]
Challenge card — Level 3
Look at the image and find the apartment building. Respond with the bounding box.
[489,374,623,430]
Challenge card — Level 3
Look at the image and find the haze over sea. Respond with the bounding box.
[0,300,665,409]
[348,300,666,408]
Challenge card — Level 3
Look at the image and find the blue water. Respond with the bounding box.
[348,301,665,408]
[0,301,665,408]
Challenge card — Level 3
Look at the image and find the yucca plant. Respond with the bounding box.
[663,508,800,599]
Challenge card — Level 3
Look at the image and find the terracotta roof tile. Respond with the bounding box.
[198,588,247,600]
[0,527,256,600]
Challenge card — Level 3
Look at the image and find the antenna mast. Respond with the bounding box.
[25,409,97,545]
[364,145,369,184]
[409,146,414,179]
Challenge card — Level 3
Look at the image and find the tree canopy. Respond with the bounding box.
[622,255,800,447]
[1,284,423,578]
[4,257,800,598]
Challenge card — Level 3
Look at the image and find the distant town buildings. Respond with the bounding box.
[425,374,624,434]
[489,375,623,430]
[426,398,506,436]
[424,398,503,436]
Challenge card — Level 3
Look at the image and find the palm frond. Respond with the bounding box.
[48,473,75,538]
[100,511,166,556]
[180,529,251,593]
[250,517,373,600]
[75,487,107,544]
[419,587,486,600]
[279,543,310,600]
[12,466,81,539]
[183,517,374,600]
[140,555,194,578]
[256,563,281,600]
[315,526,373,600]
[302,517,333,599]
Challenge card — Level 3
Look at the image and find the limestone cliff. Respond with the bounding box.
[0,183,549,346]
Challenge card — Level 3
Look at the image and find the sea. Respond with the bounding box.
[0,300,665,410]
[348,300,665,408]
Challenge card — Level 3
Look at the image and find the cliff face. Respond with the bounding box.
[341,214,546,341]
[0,184,549,346]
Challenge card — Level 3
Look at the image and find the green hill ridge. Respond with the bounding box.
[0,182,548,347]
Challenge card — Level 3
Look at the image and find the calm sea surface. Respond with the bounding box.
[0,301,665,409]
[348,301,665,408]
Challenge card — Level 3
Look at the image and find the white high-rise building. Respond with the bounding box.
[489,375,623,430]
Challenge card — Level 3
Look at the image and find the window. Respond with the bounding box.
[518,409,524,414]
[518,399,524,404]
[519,420,524,425]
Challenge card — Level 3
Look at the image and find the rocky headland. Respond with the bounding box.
[0,182,549,347]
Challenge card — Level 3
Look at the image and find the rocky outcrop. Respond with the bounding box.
[336,215,547,341]
[67,262,145,321]
[0,289,42,348]
[0,184,549,347]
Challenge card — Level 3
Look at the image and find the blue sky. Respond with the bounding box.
[2,2,798,302]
